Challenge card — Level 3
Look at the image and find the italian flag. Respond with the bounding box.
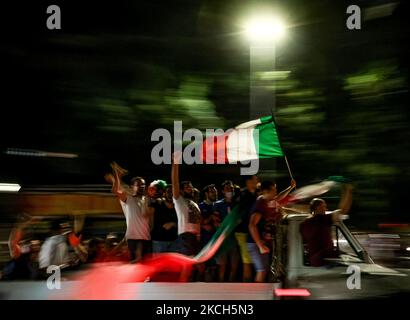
[201,115,284,164]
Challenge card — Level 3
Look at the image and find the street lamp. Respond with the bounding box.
[244,15,286,43]
[243,13,287,177]
[242,13,287,119]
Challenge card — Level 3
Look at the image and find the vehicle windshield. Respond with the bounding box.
[332,225,359,259]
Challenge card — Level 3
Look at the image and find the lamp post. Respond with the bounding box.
[244,15,286,119]
[243,14,287,176]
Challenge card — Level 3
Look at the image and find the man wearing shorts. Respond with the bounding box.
[234,175,259,282]
[247,179,296,282]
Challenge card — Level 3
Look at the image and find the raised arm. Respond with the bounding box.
[276,179,297,203]
[338,184,353,215]
[109,163,129,203]
[333,184,353,223]
[171,151,182,200]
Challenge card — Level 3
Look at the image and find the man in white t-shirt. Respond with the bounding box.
[171,152,201,256]
[109,162,153,263]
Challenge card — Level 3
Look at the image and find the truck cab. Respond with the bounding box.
[272,213,409,299]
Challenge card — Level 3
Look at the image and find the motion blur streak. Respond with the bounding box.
[62,253,196,300]
[5,148,78,158]
[58,206,244,299]
[0,183,21,192]
[378,224,409,228]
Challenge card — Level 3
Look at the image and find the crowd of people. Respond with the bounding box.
[102,152,298,282]
[0,152,353,283]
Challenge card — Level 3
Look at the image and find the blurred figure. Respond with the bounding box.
[248,179,296,282]
[107,162,153,263]
[2,214,40,280]
[29,240,41,260]
[104,233,129,262]
[151,185,178,254]
[213,180,240,282]
[66,216,88,264]
[171,151,201,281]
[235,175,259,282]
[8,213,33,259]
[86,237,106,263]
[300,184,353,267]
[39,220,71,270]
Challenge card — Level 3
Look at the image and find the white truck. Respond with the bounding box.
[271,212,410,299]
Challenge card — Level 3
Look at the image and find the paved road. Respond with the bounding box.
[0,281,275,300]
[1,261,409,300]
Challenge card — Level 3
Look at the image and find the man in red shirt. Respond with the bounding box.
[300,184,353,266]
[248,179,296,282]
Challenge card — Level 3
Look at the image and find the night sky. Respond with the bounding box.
[1,0,409,222]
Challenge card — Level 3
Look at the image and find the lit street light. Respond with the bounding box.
[243,13,287,176]
[242,13,287,119]
[244,15,286,43]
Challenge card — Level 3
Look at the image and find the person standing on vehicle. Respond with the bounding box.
[199,184,218,251]
[213,180,240,282]
[300,184,353,267]
[171,151,201,256]
[171,151,202,281]
[151,185,178,254]
[234,175,259,282]
[247,179,296,282]
[108,162,153,263]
